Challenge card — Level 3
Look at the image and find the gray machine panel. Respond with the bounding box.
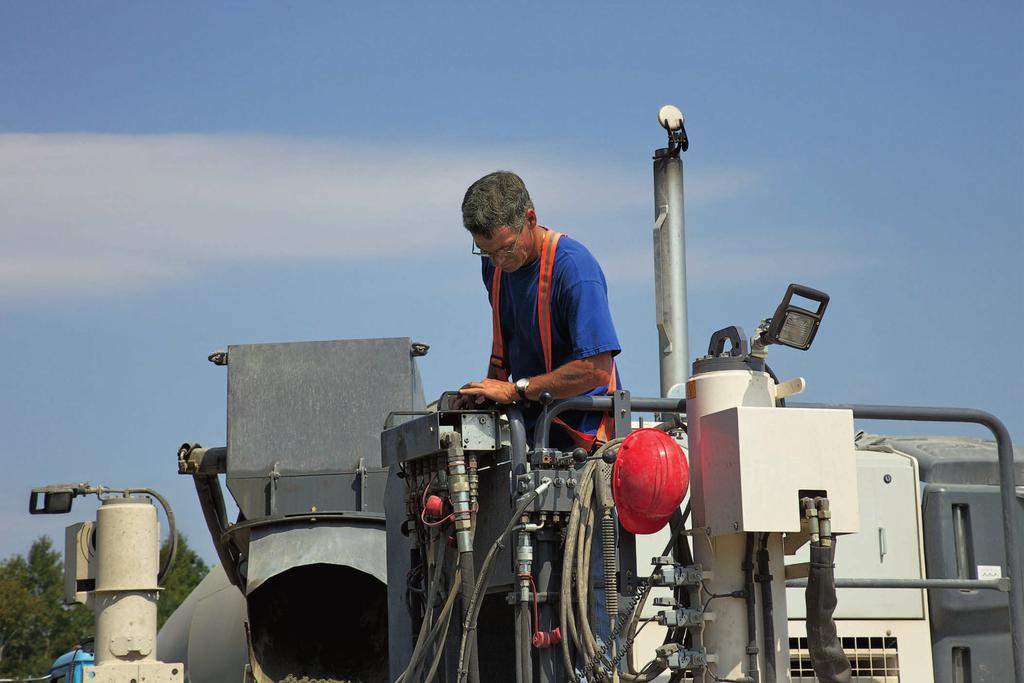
[787,450,926,620]
[924,483,1023,683]
[857,433,1024,485]
[380,411,445,466]
[380,410,501,467]
[226,338,425,520]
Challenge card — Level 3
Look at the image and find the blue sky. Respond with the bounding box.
[2,2,1021,563]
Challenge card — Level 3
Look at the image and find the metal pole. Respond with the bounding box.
[786,577,1011,591]
[790,401,1024,682]
[653,137,690,398]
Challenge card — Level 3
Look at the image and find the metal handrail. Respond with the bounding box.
[533,395,686,448]
[786,577,1011,592]
[790,402,1023,681]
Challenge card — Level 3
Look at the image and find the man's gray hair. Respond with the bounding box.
[461,171,534,238]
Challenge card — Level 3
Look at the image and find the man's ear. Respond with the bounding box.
[525,208,538,228]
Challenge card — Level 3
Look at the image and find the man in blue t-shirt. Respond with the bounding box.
[457,171,622,449]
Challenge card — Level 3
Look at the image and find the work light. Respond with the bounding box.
[763,284,830,351]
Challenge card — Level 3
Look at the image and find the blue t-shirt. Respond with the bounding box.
[482,230,622,447]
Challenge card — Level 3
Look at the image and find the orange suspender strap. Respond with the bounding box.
[538,232,617,451]
[537,230,561,373]
[489,266,509,381]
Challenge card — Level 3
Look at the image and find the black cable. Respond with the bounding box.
[125,487,176,586]
[702,585,746,613]
[764,363,786,408]
[611,618,654,673]
[742,534,760,682]
[757,533,777,683]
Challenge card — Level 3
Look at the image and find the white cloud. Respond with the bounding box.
[0,133,760,296]
[599,229,882,289]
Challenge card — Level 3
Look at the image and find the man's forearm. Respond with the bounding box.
[524,353,613,401]
[459,353,614,405]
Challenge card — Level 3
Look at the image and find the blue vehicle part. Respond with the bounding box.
[46,639,94,683]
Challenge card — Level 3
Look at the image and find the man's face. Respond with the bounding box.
[473,221,532,272]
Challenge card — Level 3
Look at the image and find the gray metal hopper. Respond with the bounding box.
[163,338,426,683]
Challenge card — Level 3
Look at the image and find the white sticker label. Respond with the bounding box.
[978,564,1003,580]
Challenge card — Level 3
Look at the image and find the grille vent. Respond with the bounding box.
[790,636,900,681]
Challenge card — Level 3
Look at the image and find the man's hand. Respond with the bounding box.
[458,378,518,405]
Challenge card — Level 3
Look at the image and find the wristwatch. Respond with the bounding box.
[515,377,531,401]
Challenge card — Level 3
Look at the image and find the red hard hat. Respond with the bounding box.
[612,428,689,535]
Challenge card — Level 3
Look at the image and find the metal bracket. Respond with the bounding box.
[611,389,631,439]
[357,457,367,511]
[657,644,711,671]
[268,462,280,515]
[649,559,707,587]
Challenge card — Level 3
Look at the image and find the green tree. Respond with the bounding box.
[0,537,91,679]
[158,531,210,628]
[0,571,35,670]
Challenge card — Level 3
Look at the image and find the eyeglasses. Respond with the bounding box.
[471,226,526,260]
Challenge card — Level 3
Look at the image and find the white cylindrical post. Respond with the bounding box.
[687,367,788,682]
[93,497,160,665]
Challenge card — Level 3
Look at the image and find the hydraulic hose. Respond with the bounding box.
[459,551,480,683]
[421,570,463,683]
[576,440,625,676]
[516,598,534,683]
[444,442,480,683]
[560,461,595,677]
[574,463,604,671]
[562,440,674,683]
[806,542,851,683]
[505,404,529,478]
[456,481,549,683]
